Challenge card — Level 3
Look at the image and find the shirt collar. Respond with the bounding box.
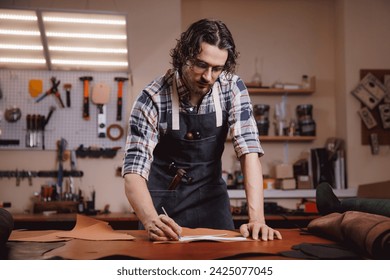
[174,71,192,106]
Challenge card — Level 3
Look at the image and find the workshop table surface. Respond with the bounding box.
[4,228,337,260]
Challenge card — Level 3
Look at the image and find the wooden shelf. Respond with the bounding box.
[259,135,316,142]
[228,188,357,199]
[246,76,316,95]
[247,87,314,95]
[226,135,316,142]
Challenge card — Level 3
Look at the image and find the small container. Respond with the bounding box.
[298,119,316,136]
[296,104,316,136]
[253,104,270,136]
[296,104,313,121]
[257,119,269,136]
[301,75,310,89]
[253,104,270,121]
[275,119,287,136]
[263,178,276,190]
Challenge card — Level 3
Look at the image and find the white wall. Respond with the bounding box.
[341,0,390,186]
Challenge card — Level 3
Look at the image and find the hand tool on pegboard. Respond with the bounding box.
[56,138,67,200]
[114,77,128,121]
[28,79,43,98]
[0,80,3,99]
[31,114,37,147]
[79,76,93,120]
[42,106,56,150]
[37,115,45,150]
[35,77,65,108]
[26,114,32,148]
[63,83,72,108]
[92,82,110,138]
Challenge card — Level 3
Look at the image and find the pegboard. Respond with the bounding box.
[0,69,130,151]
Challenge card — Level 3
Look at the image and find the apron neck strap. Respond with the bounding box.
[172,72,223,130]
[212,82,223,127]
[172,73,180,130]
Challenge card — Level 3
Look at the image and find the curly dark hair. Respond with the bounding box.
[170,19,239,75]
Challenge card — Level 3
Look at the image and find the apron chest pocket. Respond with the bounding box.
[149,190,177,215]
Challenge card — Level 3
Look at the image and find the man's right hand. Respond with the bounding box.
[144,214,182,241]
[124,174,182,241]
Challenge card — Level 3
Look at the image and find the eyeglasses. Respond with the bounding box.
[188,59,225,76]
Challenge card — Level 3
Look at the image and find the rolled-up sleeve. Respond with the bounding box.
[122,90,159,180]
[228,78,264,158]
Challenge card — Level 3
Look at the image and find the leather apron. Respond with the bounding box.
[147,73,234,230]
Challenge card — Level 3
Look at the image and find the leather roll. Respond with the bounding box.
[0,208,14,246]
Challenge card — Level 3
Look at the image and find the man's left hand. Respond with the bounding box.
[240,222,282,241]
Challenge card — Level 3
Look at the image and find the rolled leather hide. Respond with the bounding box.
[0,208,14,246]
[308,211,390,259]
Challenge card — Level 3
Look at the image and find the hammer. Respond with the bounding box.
[79,76,93,120]
[114,77,128,121]
[168,162,193,190]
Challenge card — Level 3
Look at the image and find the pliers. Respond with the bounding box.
[36,77,65,108]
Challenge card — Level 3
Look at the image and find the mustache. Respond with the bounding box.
[199,77,211,86]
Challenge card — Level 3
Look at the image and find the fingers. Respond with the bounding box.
[274,229,283,240]
[146,215,182,241]
[241,223,262,240]
[241,223,283,241]
[239,224,250,238]
[148,227,167,241]
[262,228,282,241]
[159,214,182,239]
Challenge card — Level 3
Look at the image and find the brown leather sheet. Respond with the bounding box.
[9,230,70,242]
[7,215,339,260]
[9,214,134,242]
[41,229,335,260]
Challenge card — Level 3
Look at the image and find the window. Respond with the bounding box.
[0,8,129,72]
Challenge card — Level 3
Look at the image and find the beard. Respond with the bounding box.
[181,67,212,97]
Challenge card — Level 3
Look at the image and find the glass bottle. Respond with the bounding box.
[251,57,262,87]
[301,75,310,89]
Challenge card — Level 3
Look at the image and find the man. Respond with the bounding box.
[123,19,282,242]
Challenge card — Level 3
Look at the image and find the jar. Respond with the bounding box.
[253,104,270,136]
[257,119,269,136]
[296,104,313,121]
[298,119,316,136]
[296,104,316,136]
[253,104,270,121]
[301,75,310,89]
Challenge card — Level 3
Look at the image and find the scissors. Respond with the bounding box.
[36,77,65,108]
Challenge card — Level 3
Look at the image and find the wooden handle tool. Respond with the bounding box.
[64,83,72,108]
[114,77,128,121]
[79,76,93,120]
